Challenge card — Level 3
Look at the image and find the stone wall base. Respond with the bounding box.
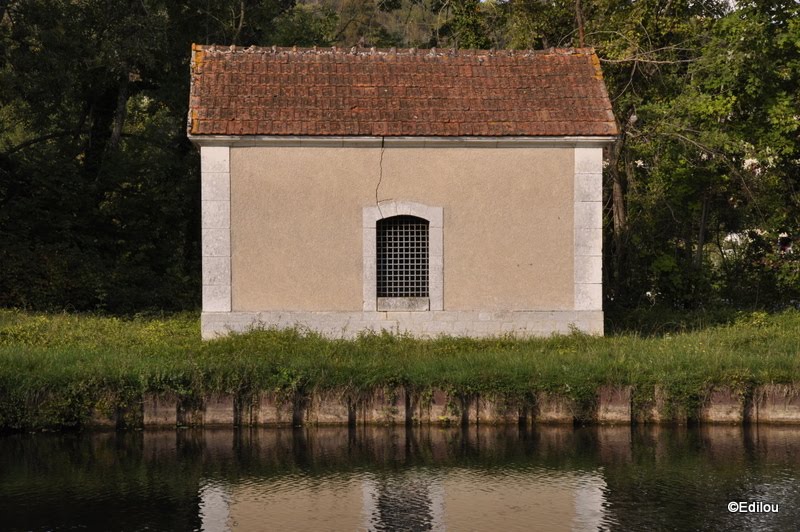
[201,310,604,339]
[136,385,800,428]
[20,384,800,430]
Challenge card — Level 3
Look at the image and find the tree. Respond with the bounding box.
[1,0,797,313]
[0,0,299,311]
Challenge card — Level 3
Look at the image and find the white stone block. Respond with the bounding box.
[575,283,603,311]
[377,298,430,312]
[362,252,377,311]
[576,311,604,335]
[452,322,470,334]
[422,321,454,334]
[362,206,380,228]
[574,173,602,202]
[430,229,444,257]
[525,321,545,332]
[575,201,603,229]
[201,172,230,202]
[470,321,498,334]
[363,256,376,281]
[201,201,230,229]
[416,310,438,321]
[574,147,603,174]
[458,311,479,322]
[376,201,398,219]
[362,299,377,313]
[203,284,231,312]
[575,227,603,256]
[430,283,444,311]
[376,321,399,333]
[492,310,513,321]
[393,201,417,217]
[361,312,381,322]
[202,256,231,286]
[362,228,376,257]
[201,146,230,173]
[202,228,231,257]
[575,255,602,284]
[427,206,444,228]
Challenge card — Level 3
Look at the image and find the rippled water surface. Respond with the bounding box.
[2,425,799,531]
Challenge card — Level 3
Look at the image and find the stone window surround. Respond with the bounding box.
[195,136,610,338]
[363,201,444,312]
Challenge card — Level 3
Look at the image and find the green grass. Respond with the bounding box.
[0,309,798,429]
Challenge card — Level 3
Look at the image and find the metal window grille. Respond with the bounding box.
[377,215,429,298]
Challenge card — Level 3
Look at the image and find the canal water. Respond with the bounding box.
[1,425,798,531]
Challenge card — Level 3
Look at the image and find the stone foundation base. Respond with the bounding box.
[201,310,604,340]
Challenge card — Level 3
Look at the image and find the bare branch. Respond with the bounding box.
[3,130,174,156]
[613,61,639,101]
[599,56,698,64]
[3,132,81,156]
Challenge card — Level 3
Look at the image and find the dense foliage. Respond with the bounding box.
[1,1,798,313]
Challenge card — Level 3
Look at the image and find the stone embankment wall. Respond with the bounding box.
[86,384,800,429]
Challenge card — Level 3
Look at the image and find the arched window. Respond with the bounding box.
[363,201,443,312]
[377,215,429,298]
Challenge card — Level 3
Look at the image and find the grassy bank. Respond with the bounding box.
[0,309,798,430]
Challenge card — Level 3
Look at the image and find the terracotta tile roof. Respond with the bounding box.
[188,44,618,137]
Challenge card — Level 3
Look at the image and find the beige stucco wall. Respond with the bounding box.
[230,146,574,312]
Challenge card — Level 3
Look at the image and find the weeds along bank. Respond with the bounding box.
[0,310,798,431]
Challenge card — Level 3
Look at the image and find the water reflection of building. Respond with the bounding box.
[199,481,231,531]
[361,476,444,531]
[200,469,606,531]
[193,426,615,531]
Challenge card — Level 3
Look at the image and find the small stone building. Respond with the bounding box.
[188,45,618,339]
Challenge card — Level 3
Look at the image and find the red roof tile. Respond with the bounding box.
[188,45,618,137]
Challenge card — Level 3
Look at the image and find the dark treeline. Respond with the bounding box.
[1,0,798,313]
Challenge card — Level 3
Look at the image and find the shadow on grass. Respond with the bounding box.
[603,306,785,337]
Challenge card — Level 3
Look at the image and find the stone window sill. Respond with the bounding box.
[377,297,430,312]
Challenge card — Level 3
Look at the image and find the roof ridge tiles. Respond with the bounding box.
[193,43,597,59]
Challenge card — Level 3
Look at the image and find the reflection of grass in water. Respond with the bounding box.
[0,431,204,530]
[603,426,799,531]
[0,309,799,429]
[2,426,790,487]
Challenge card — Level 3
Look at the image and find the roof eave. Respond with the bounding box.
[188,134,618,148]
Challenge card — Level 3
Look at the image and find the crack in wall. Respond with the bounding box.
[375,136,385,219]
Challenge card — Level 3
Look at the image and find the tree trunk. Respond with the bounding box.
[83,85,119,180]
[604,131,632,306]
[694,192,709,268]
[108,78,129,152]
[575,0,586,47]
[608,137,628,282]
